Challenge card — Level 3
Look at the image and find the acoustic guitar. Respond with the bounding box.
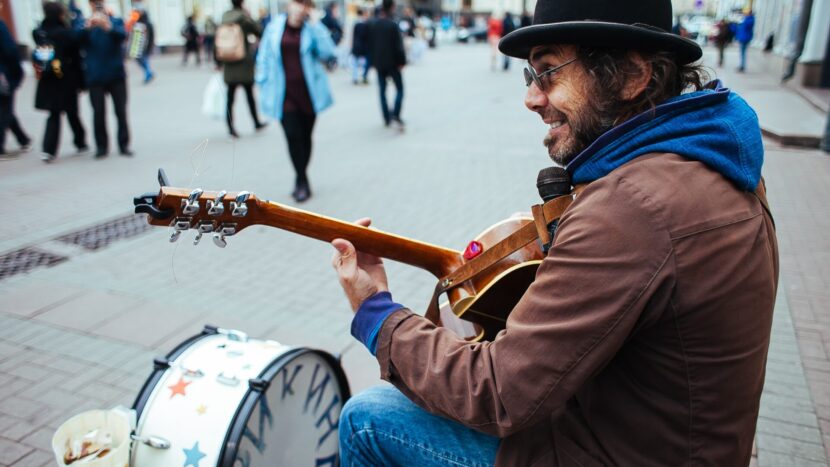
[135,169,574,341]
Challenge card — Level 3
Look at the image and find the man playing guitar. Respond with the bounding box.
[331,0,778,465]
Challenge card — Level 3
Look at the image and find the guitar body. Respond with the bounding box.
[445,218,546,341]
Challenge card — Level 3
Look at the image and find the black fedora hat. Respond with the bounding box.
[499,0,702,64]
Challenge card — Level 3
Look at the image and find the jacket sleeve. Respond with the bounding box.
[375,176,674,437]
[254,25,273,85]
[109,18,127,42]
[394,25,406,66]
[310,22,336,62]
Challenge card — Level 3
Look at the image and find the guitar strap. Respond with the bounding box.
[424,185,587,324]
[425,179,773,326]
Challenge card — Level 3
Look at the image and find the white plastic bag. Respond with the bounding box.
[201,74,227,120]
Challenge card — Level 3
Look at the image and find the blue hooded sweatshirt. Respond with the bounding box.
[567,80,763,191]
[351,80,764,355]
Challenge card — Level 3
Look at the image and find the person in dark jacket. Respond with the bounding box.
[321,3,343,45]
[34,1,88,162]
[181,15,201,65]
[350,7,370,85]
[222,0,265,138]
[501,12,516,70]
[331,0,777,466]
[368,0,406,130]
[77,0,132,157]
[0,8,32,157]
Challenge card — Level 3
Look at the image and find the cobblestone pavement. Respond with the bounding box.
[0,43,828,466]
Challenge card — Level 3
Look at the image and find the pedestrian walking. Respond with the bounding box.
[181,15,201,65]
[33,1,88,162]
[203,16,217,64]
[221,0,265,139]
[351,7,370,85]
[501,12,516,70]
[0,4,32,158]
[368,0,406,130]
[487,13,503,70]
[129,10,155,83]
[332,0,777,465]
[736,9,754,72]
[78,0,133,157]
[255,0,336,202]
[712,18,732,67]
[321,3,343,45]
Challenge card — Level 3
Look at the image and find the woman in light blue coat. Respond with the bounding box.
[255,0,336,202]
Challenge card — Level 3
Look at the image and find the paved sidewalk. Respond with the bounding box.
[0,43,828,466]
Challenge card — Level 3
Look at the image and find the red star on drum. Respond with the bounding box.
[168,377,191,399]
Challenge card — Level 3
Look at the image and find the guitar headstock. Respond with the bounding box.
[133,169,262,248]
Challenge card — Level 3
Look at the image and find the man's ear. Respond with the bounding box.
[620,52,652,101]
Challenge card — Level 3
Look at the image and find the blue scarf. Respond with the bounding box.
[566,81,763,191]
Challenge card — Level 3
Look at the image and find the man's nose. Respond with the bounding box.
[524,83,547,113]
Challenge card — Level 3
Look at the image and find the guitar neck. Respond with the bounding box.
[256,200,463,277]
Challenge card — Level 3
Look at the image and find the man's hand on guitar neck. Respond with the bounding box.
[331,218,390,312]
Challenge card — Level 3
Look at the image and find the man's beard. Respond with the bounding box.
[544,100,615,166]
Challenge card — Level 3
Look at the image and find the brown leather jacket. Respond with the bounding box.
[376,153,779,466]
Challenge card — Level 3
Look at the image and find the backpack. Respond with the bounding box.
[214,23,245,62]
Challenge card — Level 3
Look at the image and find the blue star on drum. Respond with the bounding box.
[183,441,206,467]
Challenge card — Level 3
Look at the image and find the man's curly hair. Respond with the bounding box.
[576,47,710,126]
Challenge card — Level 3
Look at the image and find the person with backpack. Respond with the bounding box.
[220,0,265,138]
[33,1,88,162]
[129,10,155,83]
[181,15,201,65]
[0,3,32,158]
[255,0,336,202]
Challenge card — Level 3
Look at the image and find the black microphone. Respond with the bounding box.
[537,166,571,202]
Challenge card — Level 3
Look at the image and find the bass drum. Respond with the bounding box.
[132,325,350,466]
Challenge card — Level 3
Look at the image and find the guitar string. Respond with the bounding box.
[170,138,211,284]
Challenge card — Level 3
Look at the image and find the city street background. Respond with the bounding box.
[0,41,829,466]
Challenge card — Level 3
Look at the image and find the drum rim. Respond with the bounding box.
[218,347,351,466]
[132,326,217,417]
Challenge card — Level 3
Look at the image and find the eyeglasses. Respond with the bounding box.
[523,58,577,90]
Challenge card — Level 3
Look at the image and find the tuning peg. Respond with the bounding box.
[212,233,227,248]
[182,188,204,215]
[169,218,192,243]
[207,190,227,216]
[170,230,181,243]
[193,221,215,246]
[231,191,251,217]
[211,223,237,248]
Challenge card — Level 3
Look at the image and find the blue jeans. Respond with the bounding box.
[351,55,368,82]
[136,56,153,81]
[376,69,404,124]
[339,385,500,466]
[739,42,749,71]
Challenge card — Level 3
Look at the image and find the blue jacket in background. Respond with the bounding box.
[736,14,755,44]
[255,15,336,121]
[77,16,127,86]
[0,20,23,90]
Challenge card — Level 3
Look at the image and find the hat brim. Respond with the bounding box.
[499,21,702,64]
